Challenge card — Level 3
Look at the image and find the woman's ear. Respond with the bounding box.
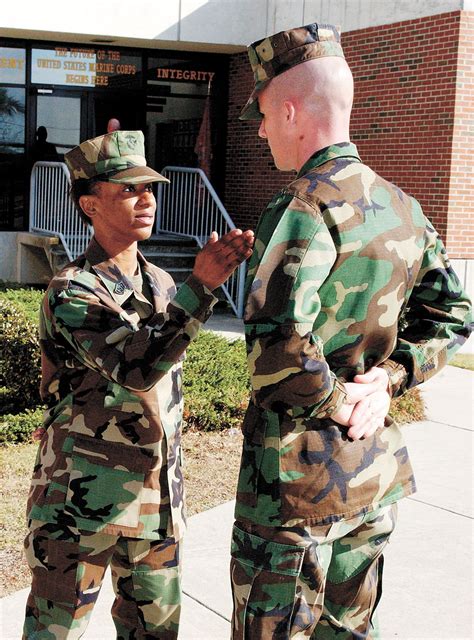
[78,195,97,219]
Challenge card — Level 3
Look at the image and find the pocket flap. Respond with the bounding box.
[231,524,304,577]
[72,434,156,474]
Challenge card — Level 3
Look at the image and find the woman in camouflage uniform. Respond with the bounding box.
[22,130,253,639]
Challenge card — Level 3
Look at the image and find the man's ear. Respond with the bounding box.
[78,195,97,219]
[283,100,297,125]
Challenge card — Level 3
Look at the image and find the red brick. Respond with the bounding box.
[225,10,472,259]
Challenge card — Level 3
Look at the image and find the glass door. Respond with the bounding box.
[34,92,82,160]
[90,91,144,138]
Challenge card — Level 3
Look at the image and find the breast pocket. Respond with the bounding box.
[64,434,156,529]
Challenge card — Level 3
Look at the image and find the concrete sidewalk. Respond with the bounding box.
[1,349,473,638]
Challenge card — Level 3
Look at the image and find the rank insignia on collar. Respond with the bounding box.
[114,281,126,295]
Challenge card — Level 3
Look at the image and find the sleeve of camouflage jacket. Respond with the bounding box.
[245,200,347,419]
[46,273,216,391]
[380,218,473,397]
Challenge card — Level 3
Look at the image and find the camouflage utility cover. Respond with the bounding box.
[235,142,472,528]
[27,239,217,541]
[240,23,344,120]
[65,130,169,184]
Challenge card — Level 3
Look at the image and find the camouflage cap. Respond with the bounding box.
[64,130,169,184]
[240,23,344,121]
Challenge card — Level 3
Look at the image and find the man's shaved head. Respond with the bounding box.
[258,57,354,171]
[264,56,353,125]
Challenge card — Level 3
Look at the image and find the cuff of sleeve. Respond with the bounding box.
[315,377,347,419]
[380,359,408,397]
[172,274,218,322]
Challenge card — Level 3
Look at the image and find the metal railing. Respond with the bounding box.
[157,166,246,318]
[29,162,246,317]
[29,161,92,261]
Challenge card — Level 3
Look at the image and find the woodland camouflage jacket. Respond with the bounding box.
[235,142,472,528]
[27,238,217,540]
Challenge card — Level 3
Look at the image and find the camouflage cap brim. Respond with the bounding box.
[106,165,170,184]
[239,81,269,121]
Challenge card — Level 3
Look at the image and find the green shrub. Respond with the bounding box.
[0,407,43,445]
[0,297,41,410]
[182,330,250,431]
[0,283,43,324]
[0,286,425,444]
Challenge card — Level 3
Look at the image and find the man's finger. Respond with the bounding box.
[353,366,389,391]
[348,396,371,426]
[344,381,379,403]
[346,389,391,438]
[353,370,378,384]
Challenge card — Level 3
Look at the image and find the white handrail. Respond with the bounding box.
[157,166,246,318]
[29,161,93,261]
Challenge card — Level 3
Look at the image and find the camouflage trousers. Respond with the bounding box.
[22,521,181,639]
[230,503,397,639]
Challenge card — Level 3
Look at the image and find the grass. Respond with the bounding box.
[183,429,243,516]
[449,353,474,371]
[0,443,38,596]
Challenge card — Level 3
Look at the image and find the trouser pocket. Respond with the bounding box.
[230,523,305,640]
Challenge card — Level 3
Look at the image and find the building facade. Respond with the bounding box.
[1,0,472,282]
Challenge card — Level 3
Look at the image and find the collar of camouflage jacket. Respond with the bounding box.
[84,237,153,307]
[297,142,361,178]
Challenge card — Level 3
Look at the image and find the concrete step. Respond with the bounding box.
[49,245,70,269]
[142,233,198,251]
[139,234,199,289]
[142,250,197,271]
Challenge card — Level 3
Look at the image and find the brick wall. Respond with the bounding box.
[447,11,473,257]
[225,11,472,259]
[344,11,459,252]
[225,52,293,230]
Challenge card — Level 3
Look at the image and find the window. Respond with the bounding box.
[0,47,26,84]
[0,48,26,229]
[0,86,25,147]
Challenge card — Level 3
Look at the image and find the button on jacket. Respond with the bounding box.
[27,238,217,541]
[235,142,472,528]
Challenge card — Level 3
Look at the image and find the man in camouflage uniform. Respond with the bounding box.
[22,130,253,639]
[231,23,473,639]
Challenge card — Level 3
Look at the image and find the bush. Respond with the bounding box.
[0,408,43,445]
[0,286,425,444]
[0,283,43,324]
[182,330,250,431]
[0,284,42,392]
[0,297,41,411]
